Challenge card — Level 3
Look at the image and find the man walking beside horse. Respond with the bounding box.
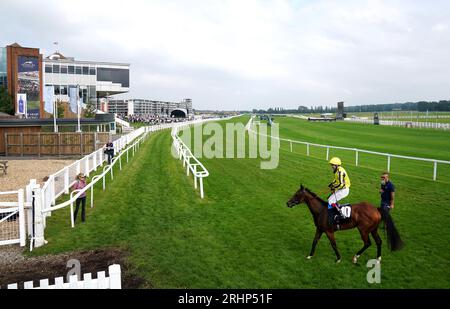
[286,158,404,263]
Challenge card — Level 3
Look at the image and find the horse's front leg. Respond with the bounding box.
[325,231,341,263]
[307,228,323,259]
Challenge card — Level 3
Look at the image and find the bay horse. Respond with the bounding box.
[286,184,403,263]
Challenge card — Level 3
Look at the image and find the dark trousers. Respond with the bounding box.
[107,151,114,164]
[74,197,86,222]
[380,202,390,229]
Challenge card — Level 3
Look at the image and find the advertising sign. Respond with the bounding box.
[17,56,40,118]
[16,93,27,115]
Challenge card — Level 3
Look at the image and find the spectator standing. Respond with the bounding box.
[105,140,115,164]
[72,173,87,223]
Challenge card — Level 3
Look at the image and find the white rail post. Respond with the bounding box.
[102,174,106,190]
[33,186,45,248]
[387,155,391,172]
[26,179,37,237]
[18,189,26,246]
[119,156,122,170]
[326,147,330,161]
[64,167,70,194]
[86,156,90,176]
[290,140,293,152]
[433,161,437,181]
[355,149,359,166]
[70,199,75,228]
[199,177,204,199]
[91,185,94,208]
[93,151,97,171]
[126,148,129,163]
[51,176,56,206]
[194,165,198,189]
[307,143,310,156]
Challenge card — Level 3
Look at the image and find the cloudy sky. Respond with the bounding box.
[1,0,449,110]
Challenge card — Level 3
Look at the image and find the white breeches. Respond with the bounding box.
[328,188,350,205]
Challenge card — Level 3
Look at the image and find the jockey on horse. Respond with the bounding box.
[327,157,350,226]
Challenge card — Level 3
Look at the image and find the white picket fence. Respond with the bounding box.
[5,264,121,289]
[0,190,26,246]
[344,117,450,130]
[379,115,450,119]
[30,123,178,249]
[1,117,236,250]
[248,116,450,181]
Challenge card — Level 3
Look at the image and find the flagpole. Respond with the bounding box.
[77,84,81,132]
[53,98,57,132]
[54,42,59,133]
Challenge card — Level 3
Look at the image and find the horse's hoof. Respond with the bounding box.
[352,255,360,264]
[336,259,341,264]
[306,255,312,260]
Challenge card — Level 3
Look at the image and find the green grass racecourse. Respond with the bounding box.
[31,116,450,288]
[275,116,450,182]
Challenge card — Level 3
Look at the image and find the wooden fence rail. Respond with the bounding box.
[5,132,111,157]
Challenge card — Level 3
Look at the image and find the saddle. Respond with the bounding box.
[328,203,352,226]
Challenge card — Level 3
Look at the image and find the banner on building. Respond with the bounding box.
[44,85,55,114]
[17,56,40,118]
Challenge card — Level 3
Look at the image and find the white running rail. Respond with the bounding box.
[248,116,450,181]
[171,125,209,199]
[344,117,450,130]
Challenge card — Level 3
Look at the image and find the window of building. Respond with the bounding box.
[60,85,68,95]
[68,66,75,74]
[96,68,130,87]
[89,67,96,75]
[54,85,61,95]
[88,86,96,100]
[61,66,68,74]
[82,66,89,75]
[75,66,82,74]
[81,88,88,103]
[45,65,52,73]
[53,65,60,74]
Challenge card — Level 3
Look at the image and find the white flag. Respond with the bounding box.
[69,87,78,113]
[44,85,55,114]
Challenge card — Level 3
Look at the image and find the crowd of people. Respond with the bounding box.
[117,114,190,125]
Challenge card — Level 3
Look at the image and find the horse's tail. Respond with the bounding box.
[379,208,404,251]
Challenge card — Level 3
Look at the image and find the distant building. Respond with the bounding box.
[43,51,130,110]
[109,98,193,118]
[336,101,345,120]
[0,43,130,118]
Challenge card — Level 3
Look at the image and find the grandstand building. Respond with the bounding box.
[0,43,130,118]
[43,51,130,110]
[108,99,193,118]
